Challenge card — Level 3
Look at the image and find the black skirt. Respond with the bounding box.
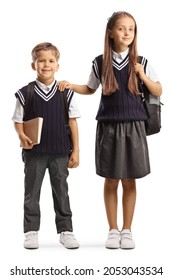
[95,121,150,179]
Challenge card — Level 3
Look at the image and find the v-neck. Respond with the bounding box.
[34,81,58,101]
[112,54,129,70]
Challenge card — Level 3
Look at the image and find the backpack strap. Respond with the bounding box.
[138,56,147,72]
[59,90,69,126]
[59,90,73,151]
[138,56,150,98]
[24,81,35,118]
[138,56,160,105]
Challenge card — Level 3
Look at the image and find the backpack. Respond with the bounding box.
[138,56,163,135]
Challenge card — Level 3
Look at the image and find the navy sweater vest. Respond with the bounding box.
[15,81,73,155]
[93,55,148,122]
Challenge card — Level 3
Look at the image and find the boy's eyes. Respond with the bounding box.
[38,59,55,63]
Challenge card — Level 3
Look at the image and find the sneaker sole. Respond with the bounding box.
[105,243,120,249]
[24,244,39,249]
[105,246,120,249]
[60,240,79,249]
[105,242,120,249]
[120,245,135,249]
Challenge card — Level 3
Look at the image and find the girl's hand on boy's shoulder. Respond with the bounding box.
[57,80,71,91]
[68,151,79,168]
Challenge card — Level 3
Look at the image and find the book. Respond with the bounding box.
[23,117,43,145]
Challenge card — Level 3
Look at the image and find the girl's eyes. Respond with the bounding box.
[118,27,134,32]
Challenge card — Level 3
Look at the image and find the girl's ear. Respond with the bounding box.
[31,62,36,71]
[108,29,113,38]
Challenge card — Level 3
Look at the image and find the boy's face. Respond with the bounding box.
[31,50,59,85]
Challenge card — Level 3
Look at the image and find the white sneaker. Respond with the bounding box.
[105,229,120,249]
[24,231,39,249]
[120,229,135,249]
[60,231,80,249]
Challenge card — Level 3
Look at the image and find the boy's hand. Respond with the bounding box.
[68,151,79,168]
[57,80,71,91]
[19,133,33,149]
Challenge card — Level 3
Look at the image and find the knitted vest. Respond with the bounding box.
[15,81,73,155]
[93,55,148,121]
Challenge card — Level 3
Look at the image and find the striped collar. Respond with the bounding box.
[34,80,58,102]
[112,49,129,71]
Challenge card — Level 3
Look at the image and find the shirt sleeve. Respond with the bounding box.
[86,66,101,90]
[146,61,159,82]
[68,94,81,118]
[12,98,24,123]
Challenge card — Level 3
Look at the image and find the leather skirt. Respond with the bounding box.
[95,121,150,179]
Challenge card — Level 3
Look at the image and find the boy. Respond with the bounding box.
[12,42,80,249]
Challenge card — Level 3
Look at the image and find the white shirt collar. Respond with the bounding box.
[113,48,129,61]
[36,79,56,92]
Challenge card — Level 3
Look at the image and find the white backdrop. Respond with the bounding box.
[1,0,172,279]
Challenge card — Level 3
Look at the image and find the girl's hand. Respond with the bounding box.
[134,63,145,80]
[68,151,79,168]
[57,80,71,91]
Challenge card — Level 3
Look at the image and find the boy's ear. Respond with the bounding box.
[56,63,59,71]
[31,62,36,71]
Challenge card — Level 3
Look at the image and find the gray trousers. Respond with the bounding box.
[22,151,73,233]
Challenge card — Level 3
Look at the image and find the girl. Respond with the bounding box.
[58,11,162,249]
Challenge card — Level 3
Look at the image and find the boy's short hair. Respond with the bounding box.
[31,42,60,62]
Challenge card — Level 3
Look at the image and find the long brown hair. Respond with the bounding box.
[102,11,139,95]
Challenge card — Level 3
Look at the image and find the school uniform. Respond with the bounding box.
[12,79,80,233]
[87,49,159,179]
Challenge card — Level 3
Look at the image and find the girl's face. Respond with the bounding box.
[31,50,59,85]
[109,16,135,52]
